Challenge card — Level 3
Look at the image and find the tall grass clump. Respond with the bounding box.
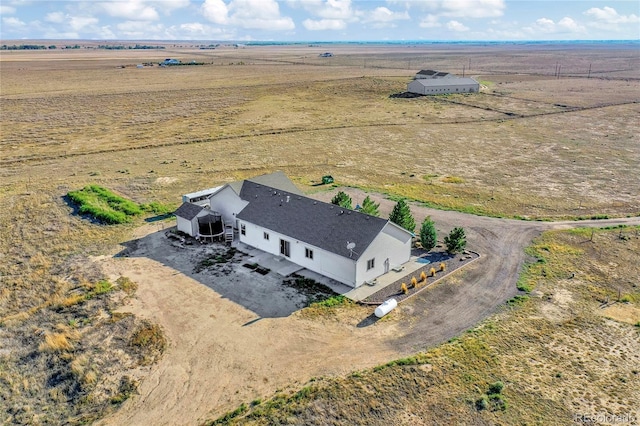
[67,185,143,224]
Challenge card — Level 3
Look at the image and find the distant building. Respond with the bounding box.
[407,69,479,95]
[318,52,333,57]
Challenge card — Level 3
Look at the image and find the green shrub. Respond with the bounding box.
[475,395,489,411]
[488,381,504,394]
[67,185,142,224]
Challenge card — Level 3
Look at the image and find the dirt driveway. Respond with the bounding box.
[97,191,640,425]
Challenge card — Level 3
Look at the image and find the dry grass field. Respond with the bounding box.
[1,42,639,424]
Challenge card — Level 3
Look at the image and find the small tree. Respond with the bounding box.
[360,195,380,217]
[430,267,436,277]
[420,271,427,282]
[400,283,408,294]
[419,216,437,251]
[410,277,418,288]
[444,227,467,253]
[439,262,446,271]
[331,191,352,209]
[389,199,415,233]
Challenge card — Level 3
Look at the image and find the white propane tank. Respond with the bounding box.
[374,298,398,318]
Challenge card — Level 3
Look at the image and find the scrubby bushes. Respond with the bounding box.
[67,185,142,224]
[67,185,172,224]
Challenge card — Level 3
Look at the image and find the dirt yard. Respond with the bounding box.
[95,192,640,426]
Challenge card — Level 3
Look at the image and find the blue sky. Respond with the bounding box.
[1,1,638,41]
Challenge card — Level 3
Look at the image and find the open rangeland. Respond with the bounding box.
[1,43,639,425]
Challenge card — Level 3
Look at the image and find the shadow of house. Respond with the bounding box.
[115,229,316,319]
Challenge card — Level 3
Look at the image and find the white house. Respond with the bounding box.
[175,172,413,288]
[407,69,479,95]
[408,77,479,95]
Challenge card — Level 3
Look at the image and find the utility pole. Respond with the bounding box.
[587,63,591,79]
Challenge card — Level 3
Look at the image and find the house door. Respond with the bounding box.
[384,258,390,273]
[280,239,290,257]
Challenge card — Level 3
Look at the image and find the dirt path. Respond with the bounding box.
[315,189,640,353]
[97,194,640,425]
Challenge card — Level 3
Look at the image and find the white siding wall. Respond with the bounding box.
[238,220,358,287]
[176,216,196,236]
[408,80,479,95]
[356,223,412,287]
[209,186,249,229]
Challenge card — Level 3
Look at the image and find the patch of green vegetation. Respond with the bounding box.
[67,184,142,224]
[442,176,465,184]
[206,403,248,425]
[309,295,350,308]
[140,201,174,215]
[506,295,529,306]
[67,184,172,224]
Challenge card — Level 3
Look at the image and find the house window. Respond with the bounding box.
[263,232,269,240]
[367,258,375,271]
[280,239,290,257]
[305,248,313,260]
[240,224,246,236]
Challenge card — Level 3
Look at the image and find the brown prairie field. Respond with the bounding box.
[1,43,639,425]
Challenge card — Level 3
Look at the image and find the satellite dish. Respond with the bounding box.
[346,242,358,258]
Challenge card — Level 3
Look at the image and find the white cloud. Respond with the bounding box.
[2,16,26,27]
[99,1,160,21]
[202,0,228,24]
[439,0,505,19]
[303,18,346,31]
[45,11,65,23]
[446,20,469,32]
[526,16,586,35]
[69,16,99,31]
[0,5,17,15]
[202,0,294,30]
[584,6,639,24]
[419,14,441,28]
[291,0,354,20]
[362,6,409,24]
[557,17,582,32]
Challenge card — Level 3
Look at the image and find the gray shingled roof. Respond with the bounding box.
[417,69,438,75]
[236,182,392,261]
[412,77,478,87]
[174,202,204,220]
[225,171,303,196]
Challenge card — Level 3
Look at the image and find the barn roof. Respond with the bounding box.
[174,202,204,220]
[411,77,478,87]
[417,69,438,76]
[236,182,403,261]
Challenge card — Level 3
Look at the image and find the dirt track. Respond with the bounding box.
[97,190,640,426]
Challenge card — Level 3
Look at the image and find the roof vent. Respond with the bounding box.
[313,201,317,205]
[339,210,344,215]
[286,195,290,203]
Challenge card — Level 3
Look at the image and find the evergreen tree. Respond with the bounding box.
[444,227,467,253]
[419,216,437,251]
[360,195,380,217]
[389,199,415,233]
[331,191,352,209]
